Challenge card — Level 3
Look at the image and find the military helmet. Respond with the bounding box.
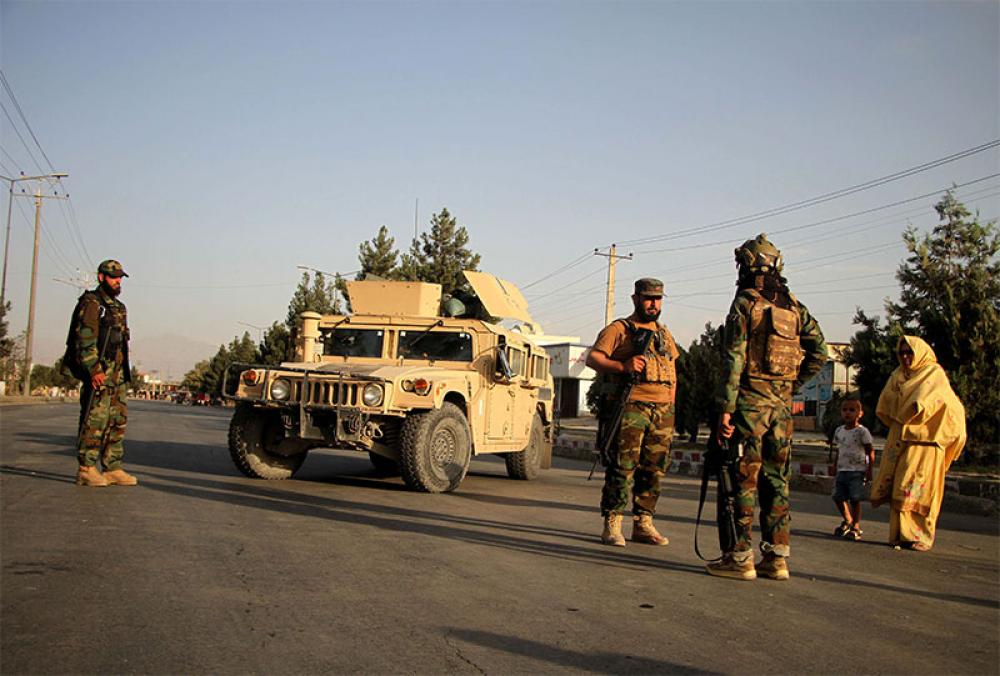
[97,259,129,278]
[735,234,783,273]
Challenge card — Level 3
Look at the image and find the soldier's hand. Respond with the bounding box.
[91,371,106,389]
[717,412,734,441]
[624,356,646,374]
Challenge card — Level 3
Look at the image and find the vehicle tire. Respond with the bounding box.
[505,412,548,480]
[399,402,472,493]
[368,451,400,477]
[228,404,306,480]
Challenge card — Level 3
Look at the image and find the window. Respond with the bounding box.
[322,328,384,358]
[508,347,526,377]
[397,331,473,362]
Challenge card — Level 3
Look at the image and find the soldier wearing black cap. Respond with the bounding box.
[586,277,679,547]
[67,259,135,487]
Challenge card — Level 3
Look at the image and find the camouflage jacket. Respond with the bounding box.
[75,288,131,380]
[715,288,827,413]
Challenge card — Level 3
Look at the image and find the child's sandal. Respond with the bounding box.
[833,521,851,537]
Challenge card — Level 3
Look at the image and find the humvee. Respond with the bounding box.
[222,271,554,493]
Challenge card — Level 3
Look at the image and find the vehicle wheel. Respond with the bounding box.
[505,412,548,480]
[368,451,400,477]
[228,404,306,480]
[399,402,472,493]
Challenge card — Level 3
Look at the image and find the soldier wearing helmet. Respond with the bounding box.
[586,277,680,548]
[65,259,136,487]
[706,235,827,581]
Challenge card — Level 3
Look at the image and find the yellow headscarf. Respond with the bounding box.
[876,336,967,465]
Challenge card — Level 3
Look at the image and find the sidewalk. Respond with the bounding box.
[554,415,998,516]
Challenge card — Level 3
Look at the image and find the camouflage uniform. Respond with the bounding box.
[592,279,679,519]
[75,266,131,471]
[601,399,675,516]
[716,287,826,560]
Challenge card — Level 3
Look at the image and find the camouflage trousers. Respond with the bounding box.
[730,383,794,560]
[601,401,674,516]
[77,372,128,470]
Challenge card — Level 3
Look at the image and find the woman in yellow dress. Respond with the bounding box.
[870,336,966,551]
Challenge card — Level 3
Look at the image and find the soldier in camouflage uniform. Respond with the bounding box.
[71,259,135,487]
[707,235,827,580]
[586,278,679,547]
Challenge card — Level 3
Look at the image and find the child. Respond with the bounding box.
[832,397,875,541]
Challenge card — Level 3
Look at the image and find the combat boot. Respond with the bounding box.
[756,553,790,580]
[631,514,669,546]
[705,553,756,581]
[103,468,138,486]
[601,513,626,547]
[76,465,109,487]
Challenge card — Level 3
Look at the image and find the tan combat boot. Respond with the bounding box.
[76,465,109,487]
[601,513,626,547]
[631,514,669,546]
[705,553,757,581]
[103,468,138,486]
[756,553,790,580]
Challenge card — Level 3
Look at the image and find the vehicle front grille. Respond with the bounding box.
[293,380,361,407]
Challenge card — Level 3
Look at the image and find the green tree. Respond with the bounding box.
[358,225,401,279]
[258,321,292,365]
[675,323,725,442]
[181,359,211,392]
[286,271,342,331]
[0,300,13,361]
[841,309,901,437]
[398,207,481,292]
[886,191,1000,446]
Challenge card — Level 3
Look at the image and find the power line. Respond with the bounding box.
[0,100,46,176]
[0,71,56,172]
[617,141,1000,248]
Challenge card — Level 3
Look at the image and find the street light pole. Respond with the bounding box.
[2,172,69,395]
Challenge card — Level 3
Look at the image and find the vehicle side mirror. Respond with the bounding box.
[496,348,515,380]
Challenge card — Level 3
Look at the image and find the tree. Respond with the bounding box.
[675,323,725,442]
[258,321,292,366]
[841,309,901,437]
[181,359,210,392]
[286,271,342,331]
[358,225,401,280]
[885,191,1000,447]
[0,300,13,361]
[398,207,481,292]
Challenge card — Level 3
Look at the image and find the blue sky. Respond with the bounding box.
[1,0,997,380]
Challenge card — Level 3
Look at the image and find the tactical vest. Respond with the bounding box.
[597,318,677,392]
[62,290,131,382]
[744,289,804,381]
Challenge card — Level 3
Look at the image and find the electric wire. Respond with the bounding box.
[0,71,56,172]
[0,99,45,176]
[617,140,1000,247]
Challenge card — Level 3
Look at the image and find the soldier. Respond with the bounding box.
[707,234,827,580]
[70,259,135,487]
[586,278,679,547]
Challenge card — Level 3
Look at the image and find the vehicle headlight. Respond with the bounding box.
[270,378,291,401]
[362,383,384,407]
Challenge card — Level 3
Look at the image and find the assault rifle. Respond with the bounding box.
[587,327,655,480]
[76,313,115,448]
[694,434,743,561]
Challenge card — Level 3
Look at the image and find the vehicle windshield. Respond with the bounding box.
[397,330,473,362]
[321,328,384,358]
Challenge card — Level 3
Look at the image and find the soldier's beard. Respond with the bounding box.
[635,303,660,322]
[101,280,121,297]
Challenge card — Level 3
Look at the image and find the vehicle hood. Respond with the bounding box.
[279,362,459,381]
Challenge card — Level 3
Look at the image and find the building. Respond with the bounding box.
[792,342,856,431]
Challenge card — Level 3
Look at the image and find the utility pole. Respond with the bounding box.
[4,172,69,396]
[594,244,633,326]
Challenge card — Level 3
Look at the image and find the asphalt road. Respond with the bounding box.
[2,401,998,675]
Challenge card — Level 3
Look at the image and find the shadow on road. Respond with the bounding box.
[133,467,709,576]
[443,627,717,675]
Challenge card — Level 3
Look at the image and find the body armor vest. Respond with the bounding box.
[597,319,677,391]
[744,289,804,381]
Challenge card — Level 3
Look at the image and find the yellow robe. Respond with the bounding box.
[871,336,966,549]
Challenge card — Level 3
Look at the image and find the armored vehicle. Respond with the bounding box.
[223,271,554,493]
